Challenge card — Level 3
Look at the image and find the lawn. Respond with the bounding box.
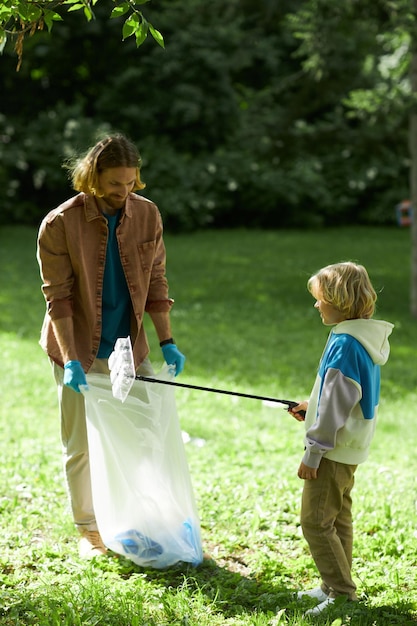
[0,224,416,625]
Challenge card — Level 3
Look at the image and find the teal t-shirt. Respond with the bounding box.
[97,211,131,358]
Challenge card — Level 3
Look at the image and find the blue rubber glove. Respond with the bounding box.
[63,360,88,393]
[161,344,185,376]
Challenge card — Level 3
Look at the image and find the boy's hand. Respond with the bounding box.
[298,462,317,480]
[288,401,308,422]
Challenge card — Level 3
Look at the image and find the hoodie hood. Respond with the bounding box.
[333,319,394,366]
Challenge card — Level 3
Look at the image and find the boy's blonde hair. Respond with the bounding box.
[307,262,377,320]
[66,134,146,196]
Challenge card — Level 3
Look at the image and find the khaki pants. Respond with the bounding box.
[300,457,358,600]
[52,357,154,531]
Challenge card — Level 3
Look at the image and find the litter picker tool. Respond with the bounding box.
[108,337,305,418]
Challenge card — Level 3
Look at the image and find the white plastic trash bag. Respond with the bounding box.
[82,367,203,569]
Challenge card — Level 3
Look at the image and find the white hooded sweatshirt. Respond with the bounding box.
[303,318,394,469]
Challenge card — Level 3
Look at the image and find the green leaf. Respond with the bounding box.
[43,9,63,32]
[66,3,86,12]
[0,6,14,19]
[122,14,140,41]
[149,24,164,48]
[135,23,148,47]
[62,0,85,6]
[110,4,130,19]
[62,0,94,20]
[18,4,42,21]
[83,5,94,22]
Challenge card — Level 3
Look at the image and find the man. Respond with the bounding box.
[37,134,185,558]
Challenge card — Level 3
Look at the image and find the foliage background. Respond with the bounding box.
[0,0,412,231]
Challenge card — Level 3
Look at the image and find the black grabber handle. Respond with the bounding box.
[135,375,306,419]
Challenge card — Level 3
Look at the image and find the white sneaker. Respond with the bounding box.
[297,587,329,603]
[304,597,335,616]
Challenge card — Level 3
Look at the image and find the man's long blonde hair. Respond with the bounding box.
[308,262,377,319]
[66,134,146,196]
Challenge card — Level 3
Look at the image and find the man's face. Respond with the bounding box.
[97,167,137,210]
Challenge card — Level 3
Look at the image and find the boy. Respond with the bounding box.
[289,262,393,616]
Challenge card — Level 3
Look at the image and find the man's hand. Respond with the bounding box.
[298,462,318,480]
[64,360,88,393]
[161,343,185,376]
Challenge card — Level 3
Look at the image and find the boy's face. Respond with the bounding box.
[313,289,346,326]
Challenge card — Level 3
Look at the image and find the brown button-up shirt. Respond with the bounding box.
[37,192,173,371]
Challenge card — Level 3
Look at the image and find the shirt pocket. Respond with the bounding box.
[137,240,156,274]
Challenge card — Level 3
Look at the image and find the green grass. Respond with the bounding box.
[1,224,416,625]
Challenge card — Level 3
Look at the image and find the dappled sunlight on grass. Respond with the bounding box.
[1,226,416,625]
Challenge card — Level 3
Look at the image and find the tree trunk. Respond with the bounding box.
[410,34,417,317]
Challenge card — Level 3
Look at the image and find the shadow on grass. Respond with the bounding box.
[344,603,417,626]
[104,554,417,625]
[1,552,416,626]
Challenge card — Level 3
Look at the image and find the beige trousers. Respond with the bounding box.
[300,457,358,601]
[52,357,154,531]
